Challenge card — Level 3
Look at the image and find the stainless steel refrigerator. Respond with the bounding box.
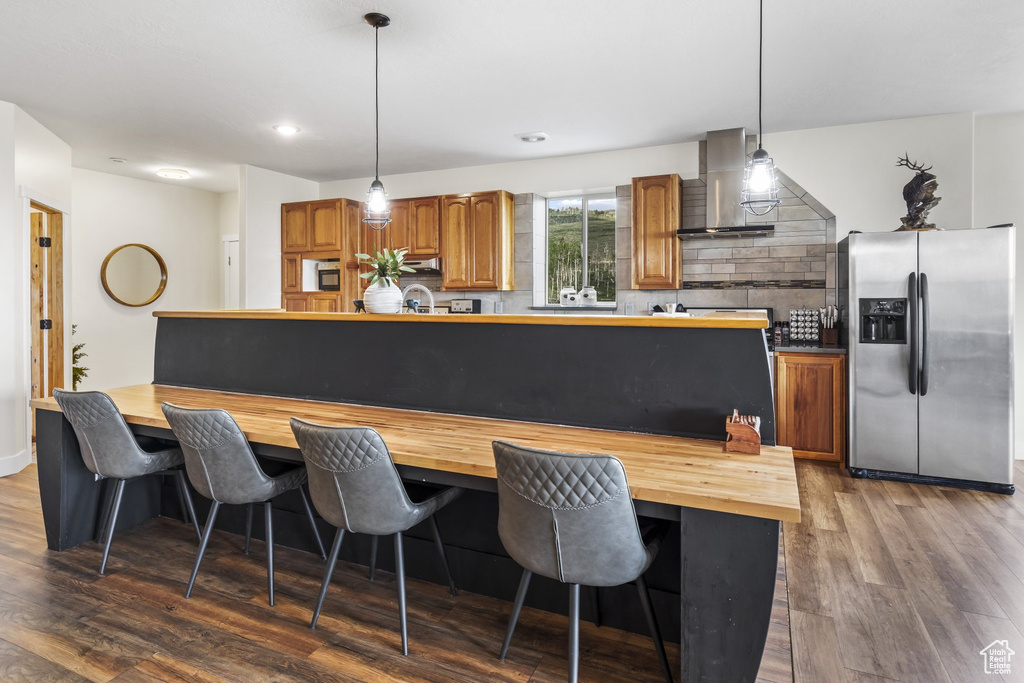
[838,226,1015,493]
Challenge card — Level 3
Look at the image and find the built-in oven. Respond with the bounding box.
[317,262,341,291]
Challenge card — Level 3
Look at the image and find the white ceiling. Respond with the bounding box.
[2,0,1022,193]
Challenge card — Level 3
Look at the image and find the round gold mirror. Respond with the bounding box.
[100,244,167,307]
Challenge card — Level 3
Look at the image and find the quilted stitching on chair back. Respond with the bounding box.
[494,443,626,509]
[296,425,388,472]
[166,409,242,451]
[54,390,118,430]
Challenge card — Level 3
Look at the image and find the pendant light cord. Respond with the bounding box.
[757,0,763,150]
[374,25,380,181]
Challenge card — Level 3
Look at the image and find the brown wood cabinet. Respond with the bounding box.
[282,293,309,312]
[631,174,682,289]
[280,198,361,310]
[281,253,302,293]
[282,202,311,253]
[775,352,847,464]
[441,190,514,291]
[309,199,343,251]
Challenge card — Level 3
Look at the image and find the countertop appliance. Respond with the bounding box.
[839,226,1014,493]
[449,298,481,314]
[317,262,341,291]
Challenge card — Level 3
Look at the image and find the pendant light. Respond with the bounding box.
[363,12,392,229]
[740,0,781,217]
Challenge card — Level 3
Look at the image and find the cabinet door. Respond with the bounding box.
[776,353,846,463]
[282,254,302,293]
[469,193,500,288]
[283,293,309,312]
[386,199,411,253]
[309,292,341,313]
[631,174,681,289]
[441,196,471,289]
[309,200,342,252]
[341,199,362,308]
[408,197,441,257]
[282,202,310,253]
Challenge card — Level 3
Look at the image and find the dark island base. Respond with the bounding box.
[849,467,1015,495]
[37,408,780,683]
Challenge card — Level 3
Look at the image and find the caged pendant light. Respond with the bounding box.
[363,12,392,229]
[740,0,781,217]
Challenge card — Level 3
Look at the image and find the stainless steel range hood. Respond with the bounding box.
[677,127,774,238]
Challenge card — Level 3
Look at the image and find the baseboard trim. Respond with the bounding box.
[0,449,31,477]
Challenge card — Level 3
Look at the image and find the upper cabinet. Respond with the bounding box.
[282,199,343,253]
[632,174,682,289]
[441,191,514,291]
[282,202,312,252]
[407,197,441,257]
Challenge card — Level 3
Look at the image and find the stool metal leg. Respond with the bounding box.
[298,484,326,560]
[172,473,188,524]
[175,470,201,541]
[636,575,673,683]
[499,568,532,660]
[568,583,581,683]
[99,479,126,575]
[311,528,345,629]
[369,535,378,581]
[186,501,220,598]
[95,478,117,544]
[395,531,408,655]
[590,586,602,627]
[244,503,254,555]
[428,515,457,596]
[265,500,275,606]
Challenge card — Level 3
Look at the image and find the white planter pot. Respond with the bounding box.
[364,280,404,314]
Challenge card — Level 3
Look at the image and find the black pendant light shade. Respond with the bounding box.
[741,0,781,217]
[363,13,391,230]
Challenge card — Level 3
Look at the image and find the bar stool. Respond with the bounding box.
[162,403,325,606]
[53,389,200,574]
[491,440,673,683]
[290,418,463,655]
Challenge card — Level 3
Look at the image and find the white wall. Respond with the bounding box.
[319,142,700,201]
[219,190,238,237]
[763,113,975,238]
[238,165,317,308]
[72,168,220,390]
[975,113,1024,459]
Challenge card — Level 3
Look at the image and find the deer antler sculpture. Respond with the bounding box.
[895,153,941,231]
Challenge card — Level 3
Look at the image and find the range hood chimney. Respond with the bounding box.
[677,127,775,238]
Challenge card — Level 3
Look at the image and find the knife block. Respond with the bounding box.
[725,414,761,455]
[820,324,839,348]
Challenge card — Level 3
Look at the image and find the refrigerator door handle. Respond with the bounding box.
[908,272,918,395]
[920,272,929,396]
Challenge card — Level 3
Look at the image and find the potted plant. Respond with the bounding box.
[356,247,416,314]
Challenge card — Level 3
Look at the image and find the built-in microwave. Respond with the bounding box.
[317,263,341,291]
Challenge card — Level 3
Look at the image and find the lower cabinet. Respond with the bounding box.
[775,352,847,464]
[282,293,342,312]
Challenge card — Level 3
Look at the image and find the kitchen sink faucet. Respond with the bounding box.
[401,283,434,314]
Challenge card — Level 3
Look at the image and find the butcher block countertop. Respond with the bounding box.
[33,384,800,522]
[152,310,770,330]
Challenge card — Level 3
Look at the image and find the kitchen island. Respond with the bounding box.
[33,310,798,683]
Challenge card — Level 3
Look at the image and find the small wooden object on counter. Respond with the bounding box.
[725,408,761,455]
[820,324,839,348]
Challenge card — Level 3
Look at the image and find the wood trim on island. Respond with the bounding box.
[152,309,769,329]
[32,383,800,522]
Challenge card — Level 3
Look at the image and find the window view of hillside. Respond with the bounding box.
[547,197,616,303]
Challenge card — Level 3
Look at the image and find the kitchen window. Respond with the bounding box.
[546,194,616,303]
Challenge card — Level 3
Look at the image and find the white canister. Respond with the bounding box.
[559,287,577,307]
[579,286,598,306]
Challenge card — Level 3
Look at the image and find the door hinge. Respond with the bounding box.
[38,237,51,248]
[40,319,52,330]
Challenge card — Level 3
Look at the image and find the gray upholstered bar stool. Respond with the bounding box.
[290,418,463,655]
[162,403,325,606]
[53,389,201,574]
[492,440,673,683]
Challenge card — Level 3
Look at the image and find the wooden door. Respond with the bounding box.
[31,204,65,433]
[309,200,342,252]
[282,202,310,253]
[386,199,411,253]
[281,254,302,293]
[631,174,681,289]
[469,193,499,288]
[342,200,362,309]
[441,196,471,289]
[283,294,309,312]
[309,292,341,313]
[775,352,846,463]
[408,197,441,257]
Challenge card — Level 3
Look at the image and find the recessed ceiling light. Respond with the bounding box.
[273,125,300,136]
[108,157,127,163]
[516,132,549,143]
[156,168,190,180]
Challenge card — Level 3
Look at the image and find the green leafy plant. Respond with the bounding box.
[356,247,415,287]
[71,324,89,390]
